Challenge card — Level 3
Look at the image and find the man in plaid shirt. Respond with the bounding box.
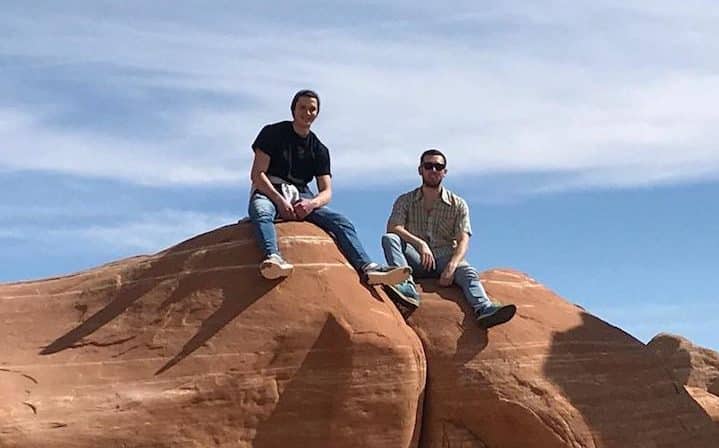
[382,149,516,328]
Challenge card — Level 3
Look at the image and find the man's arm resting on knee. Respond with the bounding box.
[312,175,332,208]
[387,224,426,250]
[294,175,332,219]
[388,223,436,271]
[439,231,470,286]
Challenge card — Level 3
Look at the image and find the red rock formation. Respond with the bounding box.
[408,270,718,448]
[648,333,719,426]
[2,223,717,447]
[686,387,719,426]
[0,222,426,447]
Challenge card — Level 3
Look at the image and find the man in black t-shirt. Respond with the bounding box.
[247,89,414,295]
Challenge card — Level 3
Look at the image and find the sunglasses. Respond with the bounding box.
[422,162,446,171]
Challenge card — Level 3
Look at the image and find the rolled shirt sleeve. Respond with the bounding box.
[388,195,409,228]
[455,198,472,237]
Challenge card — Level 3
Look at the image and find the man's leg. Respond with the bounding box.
[306,205,371,269]
[451,262,493,313]
[449,261,516,328]
[380,233,424,305]
[381,233,437,277]
[248,192,279,256]
[247,192,293,279]
[306,207,410,285]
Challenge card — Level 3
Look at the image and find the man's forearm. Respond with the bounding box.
[311,189,332,208]
[253,173,285,205]
[388,224,427,249]
[450,235,469,264]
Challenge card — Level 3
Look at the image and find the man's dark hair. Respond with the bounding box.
[420,148,447,166]
[290,89,321,115]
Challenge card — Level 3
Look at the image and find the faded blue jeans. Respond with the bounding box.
[248,189,373,271]
[381,232,492,313]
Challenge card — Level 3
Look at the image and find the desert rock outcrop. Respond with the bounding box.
[0,222,426,447]
[648,333,719,425]
[407,270,718,447]
[2,223,717,447]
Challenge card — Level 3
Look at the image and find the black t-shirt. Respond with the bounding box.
[252,121,331,188]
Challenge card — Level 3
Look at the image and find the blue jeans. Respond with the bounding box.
[381,233,492,313]
[248,189,373,271]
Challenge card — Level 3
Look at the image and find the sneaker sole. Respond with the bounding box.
[260,262,293,280]
[382,284,420,308]
[366,266,411,286]
[477,304,517,329]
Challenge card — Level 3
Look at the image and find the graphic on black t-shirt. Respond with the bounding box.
[252,121,331,188]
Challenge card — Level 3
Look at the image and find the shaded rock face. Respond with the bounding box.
[407,271,718,448]
[648,333,719,425]
[2,223,717,447]
[0,222,425,447]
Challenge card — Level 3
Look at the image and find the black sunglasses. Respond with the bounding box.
[422,162,446,171]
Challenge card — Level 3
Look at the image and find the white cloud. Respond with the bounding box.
[1,1,718,192]
[71,210,235,252]
[0,210,235,253]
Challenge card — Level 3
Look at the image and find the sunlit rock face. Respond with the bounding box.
[0,222,426,448]
[1,222,716,447]
[408,270,718,448]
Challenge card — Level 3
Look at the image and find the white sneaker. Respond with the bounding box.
[362,263,411,285]
[260,253,294,279]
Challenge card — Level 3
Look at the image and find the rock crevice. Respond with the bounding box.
[1,222,716,447]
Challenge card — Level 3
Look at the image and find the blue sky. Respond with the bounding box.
[2,1,718,349]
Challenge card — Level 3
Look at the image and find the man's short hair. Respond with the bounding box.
[290,89,321,115]
[420,148,447,166]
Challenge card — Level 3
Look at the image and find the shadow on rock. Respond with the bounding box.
[253,314,353,448]
[543,312,717,447]
[41,224,270,360]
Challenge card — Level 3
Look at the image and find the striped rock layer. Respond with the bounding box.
[1,221,717,447]
[648,333,719,427]
[408,273,718,447]
[0,222,425,447]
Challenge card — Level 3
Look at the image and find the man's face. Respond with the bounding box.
[419,154,447,188]
[292,96,319,128]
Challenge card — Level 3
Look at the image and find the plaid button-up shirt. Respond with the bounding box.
[388,186,472,259]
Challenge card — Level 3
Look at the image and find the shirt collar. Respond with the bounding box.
[412,186,451,205]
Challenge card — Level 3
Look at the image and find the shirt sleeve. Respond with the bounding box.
[314,141,332,177]
[388,195,409,228]
[252,124,275,157]
[454,198,473,237]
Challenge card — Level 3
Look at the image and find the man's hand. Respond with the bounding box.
[439,261,458,287]
[417,240,436,271]
[293,199,316,220]
[277,199,297,220]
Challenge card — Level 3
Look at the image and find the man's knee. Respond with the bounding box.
[315,207,353,229]
[249,201,276,222]
[455,263,479,279]
[381,232,401,249]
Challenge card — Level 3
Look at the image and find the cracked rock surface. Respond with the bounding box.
[407,270,718,447]
[0,222,425,447]
[1,222,717,447]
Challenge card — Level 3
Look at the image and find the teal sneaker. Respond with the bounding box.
[395,280,420,303]
[362,263,411,286]
[475,303,516,329]
[382,282,420,308]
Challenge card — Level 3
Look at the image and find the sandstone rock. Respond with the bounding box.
[648,333,719,427]
[686,387,719,425]
[408,270,718,448]
[0,222,426,447]
[3,223,717,448]
[647,333,719,394]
